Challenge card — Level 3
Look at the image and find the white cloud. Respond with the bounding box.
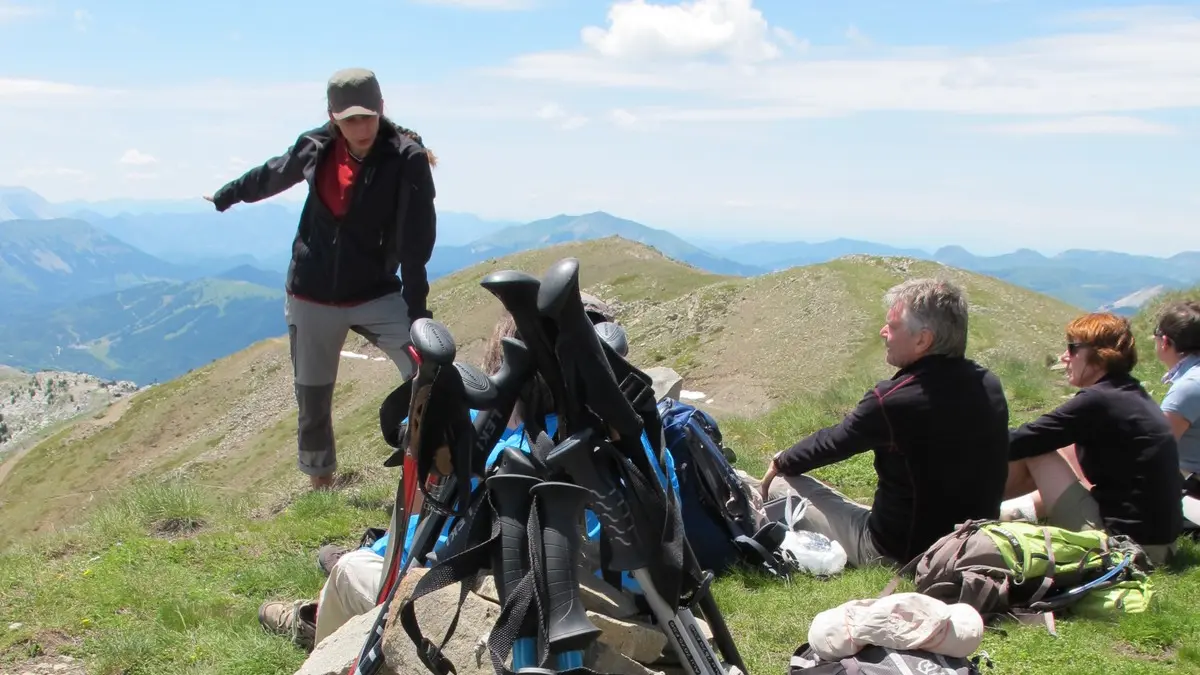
[984,115,1180,136]
[609,108,640,128]
[0,1,39,22]
[500,4,1200,120]
[0,78,101,98]
[72,8,90,31]
[579,0,786,63]
[535,103,588,130]
[119,149,158,166]
[844,24,871,47]
[410,0,536,9]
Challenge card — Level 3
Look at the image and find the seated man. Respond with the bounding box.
[258,294,618,650]
[759,278,1010,568]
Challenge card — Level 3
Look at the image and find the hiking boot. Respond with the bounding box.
[318,544,350,576]
[258,599,317,651]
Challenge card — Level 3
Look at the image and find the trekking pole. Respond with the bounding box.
[545,429,725,675]
[487,473,543,670]
[540,258,748,674]
[480,269,577,436]
[531,480,603,671]
[400,345,536,576]
[348,318,465,675]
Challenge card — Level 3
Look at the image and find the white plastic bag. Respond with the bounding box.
[777,492,847,576]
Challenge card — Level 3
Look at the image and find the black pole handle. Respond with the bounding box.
[409,317,458,366]
[538,258,642,438]
[468,337,536,477]
[594,321,629,358]
[532,480,603,654]
[480,270,574,434]
[495,446,544,478]
[543,429,647,572]
[486,474,542,639]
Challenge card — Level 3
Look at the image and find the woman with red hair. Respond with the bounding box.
[1000,312,1183,565]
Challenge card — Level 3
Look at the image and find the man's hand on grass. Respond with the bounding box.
[760,457,779,501]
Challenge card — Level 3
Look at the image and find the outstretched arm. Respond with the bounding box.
[209,135,309,212]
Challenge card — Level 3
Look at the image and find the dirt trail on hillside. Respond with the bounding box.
[0,398,132,491]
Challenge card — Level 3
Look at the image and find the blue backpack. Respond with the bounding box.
[658,397,787,576]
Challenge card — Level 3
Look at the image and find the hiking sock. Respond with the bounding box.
[1000,495,1038,522]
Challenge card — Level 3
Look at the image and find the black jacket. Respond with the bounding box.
[212,121,436,320]
[1009,373,1182,547]
[773,355,1011,563]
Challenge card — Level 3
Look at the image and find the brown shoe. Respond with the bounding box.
[317,544,350,576]
[258,599,317,651]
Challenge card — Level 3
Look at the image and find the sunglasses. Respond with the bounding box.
[1066,342,1087,356]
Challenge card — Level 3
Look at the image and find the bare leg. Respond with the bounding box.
[1002,446,1086,521]
[1004,458,1037,500]
[1023,450,1085,515]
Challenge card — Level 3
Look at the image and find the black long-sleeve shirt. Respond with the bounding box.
[1009,373,1182,547]
[213,121,436,320]
[774,355,1011,563]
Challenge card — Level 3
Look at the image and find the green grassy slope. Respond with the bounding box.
[2,240,1187,674]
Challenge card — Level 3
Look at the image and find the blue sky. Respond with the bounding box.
[2,0,1198,255]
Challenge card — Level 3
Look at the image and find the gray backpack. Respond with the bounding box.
[789,643,992,675]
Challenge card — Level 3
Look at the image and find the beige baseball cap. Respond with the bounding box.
[327,68,383,120]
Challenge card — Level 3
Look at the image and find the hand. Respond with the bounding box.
[760,458,779,502]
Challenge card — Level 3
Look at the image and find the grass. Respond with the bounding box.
[0,253,1191,674]
[719,351,1200,675]
[3,338,1197,675]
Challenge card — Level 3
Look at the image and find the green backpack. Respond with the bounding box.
[881,519,1154,634]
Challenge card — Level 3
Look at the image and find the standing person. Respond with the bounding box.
[758,278,1011,568]
[204,67,438,490]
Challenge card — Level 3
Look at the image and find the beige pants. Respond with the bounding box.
[314,548,384,646]
[781,474,892,568]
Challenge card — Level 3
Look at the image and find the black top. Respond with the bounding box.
[774,355,1011,563]
[213,121,437,320]
[1009,372,1183,547]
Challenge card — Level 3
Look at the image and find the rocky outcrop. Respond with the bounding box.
[0,367,139,450]
[378,568,675,675]
[291,565,731,675]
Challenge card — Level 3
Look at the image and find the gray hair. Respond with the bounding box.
[883,278,969,358]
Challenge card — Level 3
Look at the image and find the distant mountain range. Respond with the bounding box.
[429,211,762,279]
[2,185,1198,383]
[0,273,285,385]
[0,218,185,315]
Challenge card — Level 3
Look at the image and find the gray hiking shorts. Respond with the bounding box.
[285,292,416,478]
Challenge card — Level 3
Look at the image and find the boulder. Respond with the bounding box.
[294,605,383,675]
[645,366,683,401]
[379,568,697,675]
[380,569,501,675]
[474,571,639,620]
